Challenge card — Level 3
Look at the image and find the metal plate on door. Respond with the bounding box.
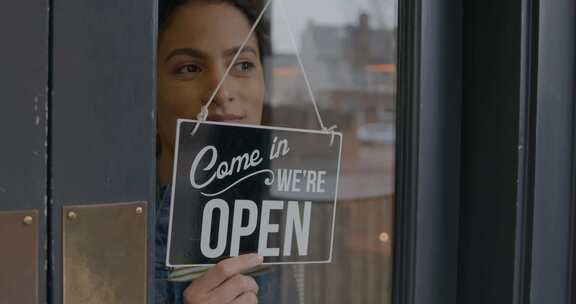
[0,210,39,304]
[63,201,147,304]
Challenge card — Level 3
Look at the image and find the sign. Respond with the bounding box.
[167,120,342,266]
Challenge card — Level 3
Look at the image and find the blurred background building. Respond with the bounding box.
[265,7,397,304]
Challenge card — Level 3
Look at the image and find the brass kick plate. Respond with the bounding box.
[63,202,147,304]
[0,210,39,304]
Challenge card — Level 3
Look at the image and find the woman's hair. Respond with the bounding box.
[158,0,270,58]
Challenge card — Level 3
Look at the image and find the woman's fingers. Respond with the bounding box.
[182,254,263,304]
[195,254,263,292]
[209,274,258,304]
[229,292,258,304]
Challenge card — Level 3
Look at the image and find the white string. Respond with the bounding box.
[191,0,274,135]
[191,0,338,146]
[277,0,338,142]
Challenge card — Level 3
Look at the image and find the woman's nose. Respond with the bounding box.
[212,85,235,105]
[205,71,235,106]
[210,82,236,108]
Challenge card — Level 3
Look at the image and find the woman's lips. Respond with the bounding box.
[207,113,245,122]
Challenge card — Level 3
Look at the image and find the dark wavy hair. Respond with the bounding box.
[158,0,270,58]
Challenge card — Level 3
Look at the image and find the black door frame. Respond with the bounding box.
[393,0,576,303]
[392,0,462,303]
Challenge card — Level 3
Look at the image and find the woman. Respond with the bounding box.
[155,0,276,303]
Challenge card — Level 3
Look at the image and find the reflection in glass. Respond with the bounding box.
[265,0,397,303]
[155,0,397,302]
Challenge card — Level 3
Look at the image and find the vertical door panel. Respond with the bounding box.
[530,0,576,301]
[51,0,156,303]
[0,1,49,303]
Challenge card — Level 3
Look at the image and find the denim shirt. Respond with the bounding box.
[155,184,188,303]
[155,185,287,303]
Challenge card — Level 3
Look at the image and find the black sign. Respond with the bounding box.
[167,120,342,266]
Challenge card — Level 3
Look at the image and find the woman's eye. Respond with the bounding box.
[175,64,202,75]
[233,61,255,73]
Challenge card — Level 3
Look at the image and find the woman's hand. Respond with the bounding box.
[183,254,263,304]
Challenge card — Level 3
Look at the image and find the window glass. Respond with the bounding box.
[156,0,396,302]
[266,0,397,302]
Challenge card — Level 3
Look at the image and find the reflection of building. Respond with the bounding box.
[269,12,397,304]
[301,13,395,94]
[269,12,396,121]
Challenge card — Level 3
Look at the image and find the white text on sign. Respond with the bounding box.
[200,199,312,258]
[276,169,327,193]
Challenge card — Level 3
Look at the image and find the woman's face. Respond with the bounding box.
[157,2,265,150]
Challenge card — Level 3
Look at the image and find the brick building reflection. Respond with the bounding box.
[267,11,396,304]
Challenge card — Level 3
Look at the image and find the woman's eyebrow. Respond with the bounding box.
[223,46,258,58]
[164,48,207,63]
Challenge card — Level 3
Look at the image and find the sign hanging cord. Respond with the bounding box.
[191,0,338,145]
[191,0,273,136]
[277,0,337,138]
